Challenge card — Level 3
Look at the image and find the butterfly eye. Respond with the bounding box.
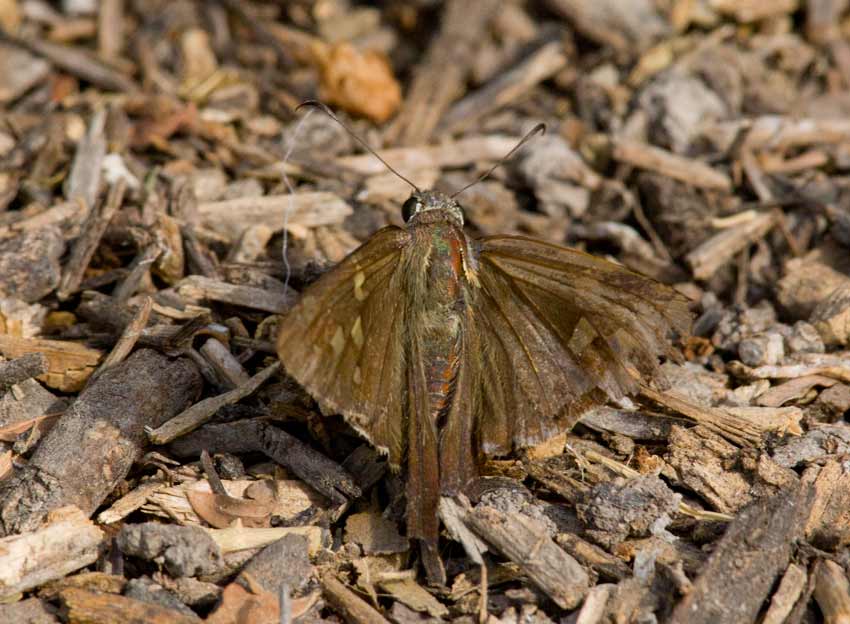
[401,197,419,222]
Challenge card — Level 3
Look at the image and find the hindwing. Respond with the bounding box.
[471,235,691,455]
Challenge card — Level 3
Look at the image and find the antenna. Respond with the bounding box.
[296,100,421,193]
[451,123,546,199]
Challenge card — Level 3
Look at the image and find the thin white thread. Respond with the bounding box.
[280,108,315,300]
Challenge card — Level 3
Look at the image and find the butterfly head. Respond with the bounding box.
[401,190,465,227]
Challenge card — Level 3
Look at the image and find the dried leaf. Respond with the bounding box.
[313,42,401,123]
[345,511,409,555]
[186,490,271,529]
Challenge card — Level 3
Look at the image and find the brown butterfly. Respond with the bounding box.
[276,104,691,583]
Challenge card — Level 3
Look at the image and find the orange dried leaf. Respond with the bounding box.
[313,42,401,124]
[206,576,319,624]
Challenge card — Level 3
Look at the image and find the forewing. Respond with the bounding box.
[472,235,691,454]
[276,226,411,464]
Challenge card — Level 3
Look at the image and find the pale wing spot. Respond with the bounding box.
[462,241,481,287]
[331,325,345,357]
[569,317,596,355]
[300,294,318,315]
[353,366,362,385]
[464,262,480,288]
[351,316,364,348]
[353,271,367,301]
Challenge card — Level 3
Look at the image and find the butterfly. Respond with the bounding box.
[276,106,691,583]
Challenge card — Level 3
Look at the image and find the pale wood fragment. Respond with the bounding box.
[711,0,797,22]
[814,559,850,624]
[0,506,104,601]
[205,524,323,556]
[0,450,11,480]
[756,375,838,407]
[704,116,850,152]
[544,0,667,51]
[438,496,487,565]
[812,283,850,346]
[574,584,613,624]
[0,30,138,92]
[226,224,273,264]
[555,533,631,581]
[142,478,322,527]
[0,597,59,623]
[196,192,352,242]
[762,563,808,624]
[685,211,777,280]
[640,385,763,446]
[97,0,124,59]
[64,109,107,210]
[611,137,732,191]
[112,244,162,302]
[199,337,250,388]
[805,460,850,550]
[807,0,848,44]
[0,335,103,392]
[0,200,88,239]
[175,275,295,314]
[729,357,850,384]
[97,478,168,525]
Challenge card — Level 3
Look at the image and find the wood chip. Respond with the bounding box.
[685,211,777,280]
[762,563,808,624]
[814,559,850,624]
[0,350,200,536]
[611,137,732,192]
[467,505,589,609]
[60,587,200,624]
[196,192,352,243]
[146,361,279,444]
[384,0,498,145]
[0,335,103,392]
[321,573,390,624]
[668,483,812,624]
[175,275,294,314]
[0,506,104,601]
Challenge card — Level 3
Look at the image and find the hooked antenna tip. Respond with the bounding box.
[295,99,330,115]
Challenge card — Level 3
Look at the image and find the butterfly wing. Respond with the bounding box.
[276,226,412,466]
[471,235,691,455]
